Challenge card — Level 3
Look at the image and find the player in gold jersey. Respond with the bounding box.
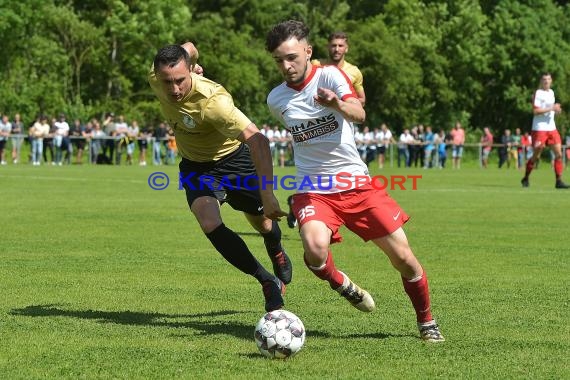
[149,44,291,312]
[311,31,366,107]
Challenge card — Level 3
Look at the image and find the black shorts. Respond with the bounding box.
[179,143,264,215]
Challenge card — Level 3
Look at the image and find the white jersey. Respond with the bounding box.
[378,130,392,147]
[267,65,368,193]
[54,121,70,136]
[532,89,556,131]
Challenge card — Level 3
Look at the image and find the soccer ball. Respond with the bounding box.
[254,309,306,359]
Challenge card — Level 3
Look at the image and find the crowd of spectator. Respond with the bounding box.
[0,112,178,166]
[0,112,568,169]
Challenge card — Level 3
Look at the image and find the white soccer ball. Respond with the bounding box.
[254,309,306,359]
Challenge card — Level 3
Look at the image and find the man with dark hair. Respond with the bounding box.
[148,44,292,312]
[282,29,368,228]
[265,20,444,342]
[312,31,366,107]
[521,72,569,188]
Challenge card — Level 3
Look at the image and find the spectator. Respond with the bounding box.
[70,118,86,164]
[138,124,151,166]
[126,120,139,165]
[114,115,129,165]
[11,113,24,164]
[30,115,50,166]
[521,131,533,161]
[54,113,70,166]
[152,122,168,165]
[481,127,494,168]
[397,128,412,168]
[91,120,107,164]
[435,129,447,169]
[43,117,56,165]
[408,126,422,168]
[498,129,514,169]
[376,123,393,169]
[512,128,523,169]
[450,121,465,169]
[423,125,435,169]
[262,124,276,166]
[362,126,376,166]
[165,131,177,165]
[354,126,366,162]
[274,125,289,168]
[102,113,116,163]
[0,114,12,165]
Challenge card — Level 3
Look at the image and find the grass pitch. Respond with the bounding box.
[0,162,568,379]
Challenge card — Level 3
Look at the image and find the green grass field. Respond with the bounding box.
[1,163,569,379]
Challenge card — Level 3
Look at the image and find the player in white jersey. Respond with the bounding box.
[521,72,568,189]
[266,20,444,342]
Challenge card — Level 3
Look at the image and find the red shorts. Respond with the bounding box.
[290,183,409,244]
[531,130,561,148]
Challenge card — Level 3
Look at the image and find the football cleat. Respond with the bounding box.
[269,250,293,284]
[335,271,375,312]
[555,180,570,189]
[262,277,286,312]
[521,177,529,188]
[418,321,445,342]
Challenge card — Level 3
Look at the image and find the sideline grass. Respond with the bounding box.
[0,164,568,379]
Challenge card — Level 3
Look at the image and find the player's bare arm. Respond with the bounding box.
[314,88,365,124]
[356,89,366,108]
[533,103,562,115]
[238,124,287,220]
[180,42,204,75]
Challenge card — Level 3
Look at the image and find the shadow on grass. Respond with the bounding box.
[10,304,256,339]
[343,331,416,339]
[235,230,301,239]
[11,304,406,341]
[10,304,337,341]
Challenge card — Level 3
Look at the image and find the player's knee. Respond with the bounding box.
[389,245,418,268]
[303,249,328,267]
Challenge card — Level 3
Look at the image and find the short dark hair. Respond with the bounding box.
[328,31,348,43]
[266,20,310,52]
[153,45,191,73]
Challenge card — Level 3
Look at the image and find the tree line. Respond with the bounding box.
[1,0,569,137]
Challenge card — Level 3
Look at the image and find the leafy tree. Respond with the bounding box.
[474,0,570,134]
[0,0,569,136]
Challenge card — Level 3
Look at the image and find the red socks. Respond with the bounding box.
[402,270,433,323]
[554,158,563,179]
[526,158,563,180]
[304,251,345,289]
[525,158,534,178]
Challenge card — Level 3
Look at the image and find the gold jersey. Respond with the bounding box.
[148,69,251,162]
[311,59,364,93]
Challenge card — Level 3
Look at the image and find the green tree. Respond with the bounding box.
[474,0,570,133]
